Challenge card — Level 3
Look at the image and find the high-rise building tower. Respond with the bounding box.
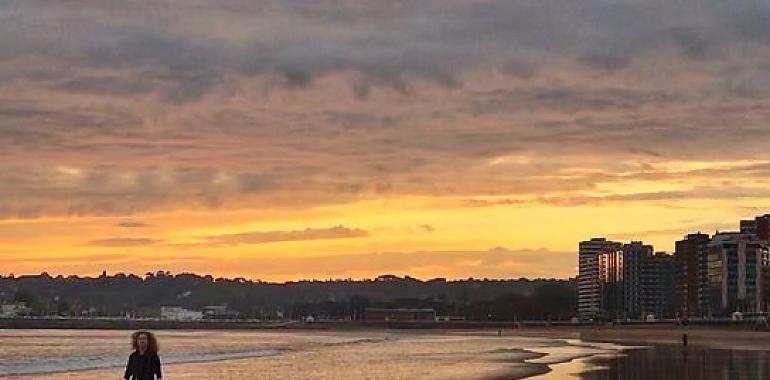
[674,233,711,317]
[578,238,622,320]
[598,249,624,319]
[741,219,757,235]
[643,252,675,319]
[707,232,770,315]
[755,214,770,243]
[622,241,654,319]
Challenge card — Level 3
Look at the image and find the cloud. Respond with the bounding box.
[419,224,435,233]
[2,0,769,99]
[201,225,368,246]
[4,1,770,281]
[539,186,770,207]
[115,221,151,228]
[0,166,280,219]
[466,86,682,115]
[607,223,737,242]
[456,198,528,208]
[85,237,163,247]
[9,253,128,264]
[0,0,769,220]
[578,50,631,71]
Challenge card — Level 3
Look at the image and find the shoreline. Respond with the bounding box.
[3,326,769,379]
[5,318,770,358]
[2,317,770,332]
[0,329,625,380]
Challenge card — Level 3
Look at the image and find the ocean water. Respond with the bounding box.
[0,329,621,379]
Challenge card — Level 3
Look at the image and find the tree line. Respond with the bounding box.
[0,272,576,321]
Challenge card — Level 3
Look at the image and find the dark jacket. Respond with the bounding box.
[124,351,162,380]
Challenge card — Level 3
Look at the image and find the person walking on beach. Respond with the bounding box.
[124,331,162,380]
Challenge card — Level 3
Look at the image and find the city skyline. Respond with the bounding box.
[578,213,770,320]
[3,1,770,280]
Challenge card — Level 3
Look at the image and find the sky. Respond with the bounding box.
[2,0,770,281]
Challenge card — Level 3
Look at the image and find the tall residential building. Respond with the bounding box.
[578,238,622,319]
[641,252,675,319]
[674,233,711,317]
[622,241,654,319]
[598,249,624,319]
[755,214,770,242]
[707,232,770,315]
[741,219,757,235]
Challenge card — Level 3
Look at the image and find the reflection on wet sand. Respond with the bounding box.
[578,346,770,380]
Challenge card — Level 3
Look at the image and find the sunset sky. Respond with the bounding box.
[2,1,770,281]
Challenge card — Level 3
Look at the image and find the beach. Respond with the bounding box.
[0,329,626,379]
[1,327,769,379]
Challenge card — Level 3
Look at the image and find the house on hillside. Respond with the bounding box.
[0,302,31,317]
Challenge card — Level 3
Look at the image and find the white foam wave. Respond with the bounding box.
[0,349,282,376]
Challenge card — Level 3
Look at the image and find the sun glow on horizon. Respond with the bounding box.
[2,1,770,280]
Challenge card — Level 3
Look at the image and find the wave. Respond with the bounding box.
[0,348,282,377]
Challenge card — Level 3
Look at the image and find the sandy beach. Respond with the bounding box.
[1,327,770,379]
[0,329,629,380]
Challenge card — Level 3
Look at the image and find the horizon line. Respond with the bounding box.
[1,270,575,284]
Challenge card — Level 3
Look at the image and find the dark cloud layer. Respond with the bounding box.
[1,1,770,218]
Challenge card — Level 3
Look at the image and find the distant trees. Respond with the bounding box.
[0,272,576,320]
[13,288,41,311]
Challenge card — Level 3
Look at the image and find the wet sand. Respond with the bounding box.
[3,327,769,379]
[518,327,770,379]
[1,330,621,380]
[576,326,770,350]
[474,325,770,350]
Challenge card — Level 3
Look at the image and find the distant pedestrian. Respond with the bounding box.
[754,315,769,330]
[124,331,162,380]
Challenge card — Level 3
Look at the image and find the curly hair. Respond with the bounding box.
[131,330,159,354]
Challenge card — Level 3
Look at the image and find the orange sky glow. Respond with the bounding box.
[2,1,770,281]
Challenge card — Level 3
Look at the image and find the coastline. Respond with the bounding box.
[0,330,612,380]
[2,317,770,333]
[3,324,769,379]
[0,328,632,380]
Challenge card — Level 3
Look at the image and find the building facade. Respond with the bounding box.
[741,219,757,235]
[622,241,654,319]
[0,302,30,318]
[741,214,770,242]
[641,252,675,319]
[707,232,770,315]
[202,305,239,319]
[160,306,203,321]
[364,308,436,321]
[578,238,622,320]
[674,233,711,317]
[598,249,624,319]
[754,214,770,242]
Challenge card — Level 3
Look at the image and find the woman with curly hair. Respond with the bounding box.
[124,331,163,380]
